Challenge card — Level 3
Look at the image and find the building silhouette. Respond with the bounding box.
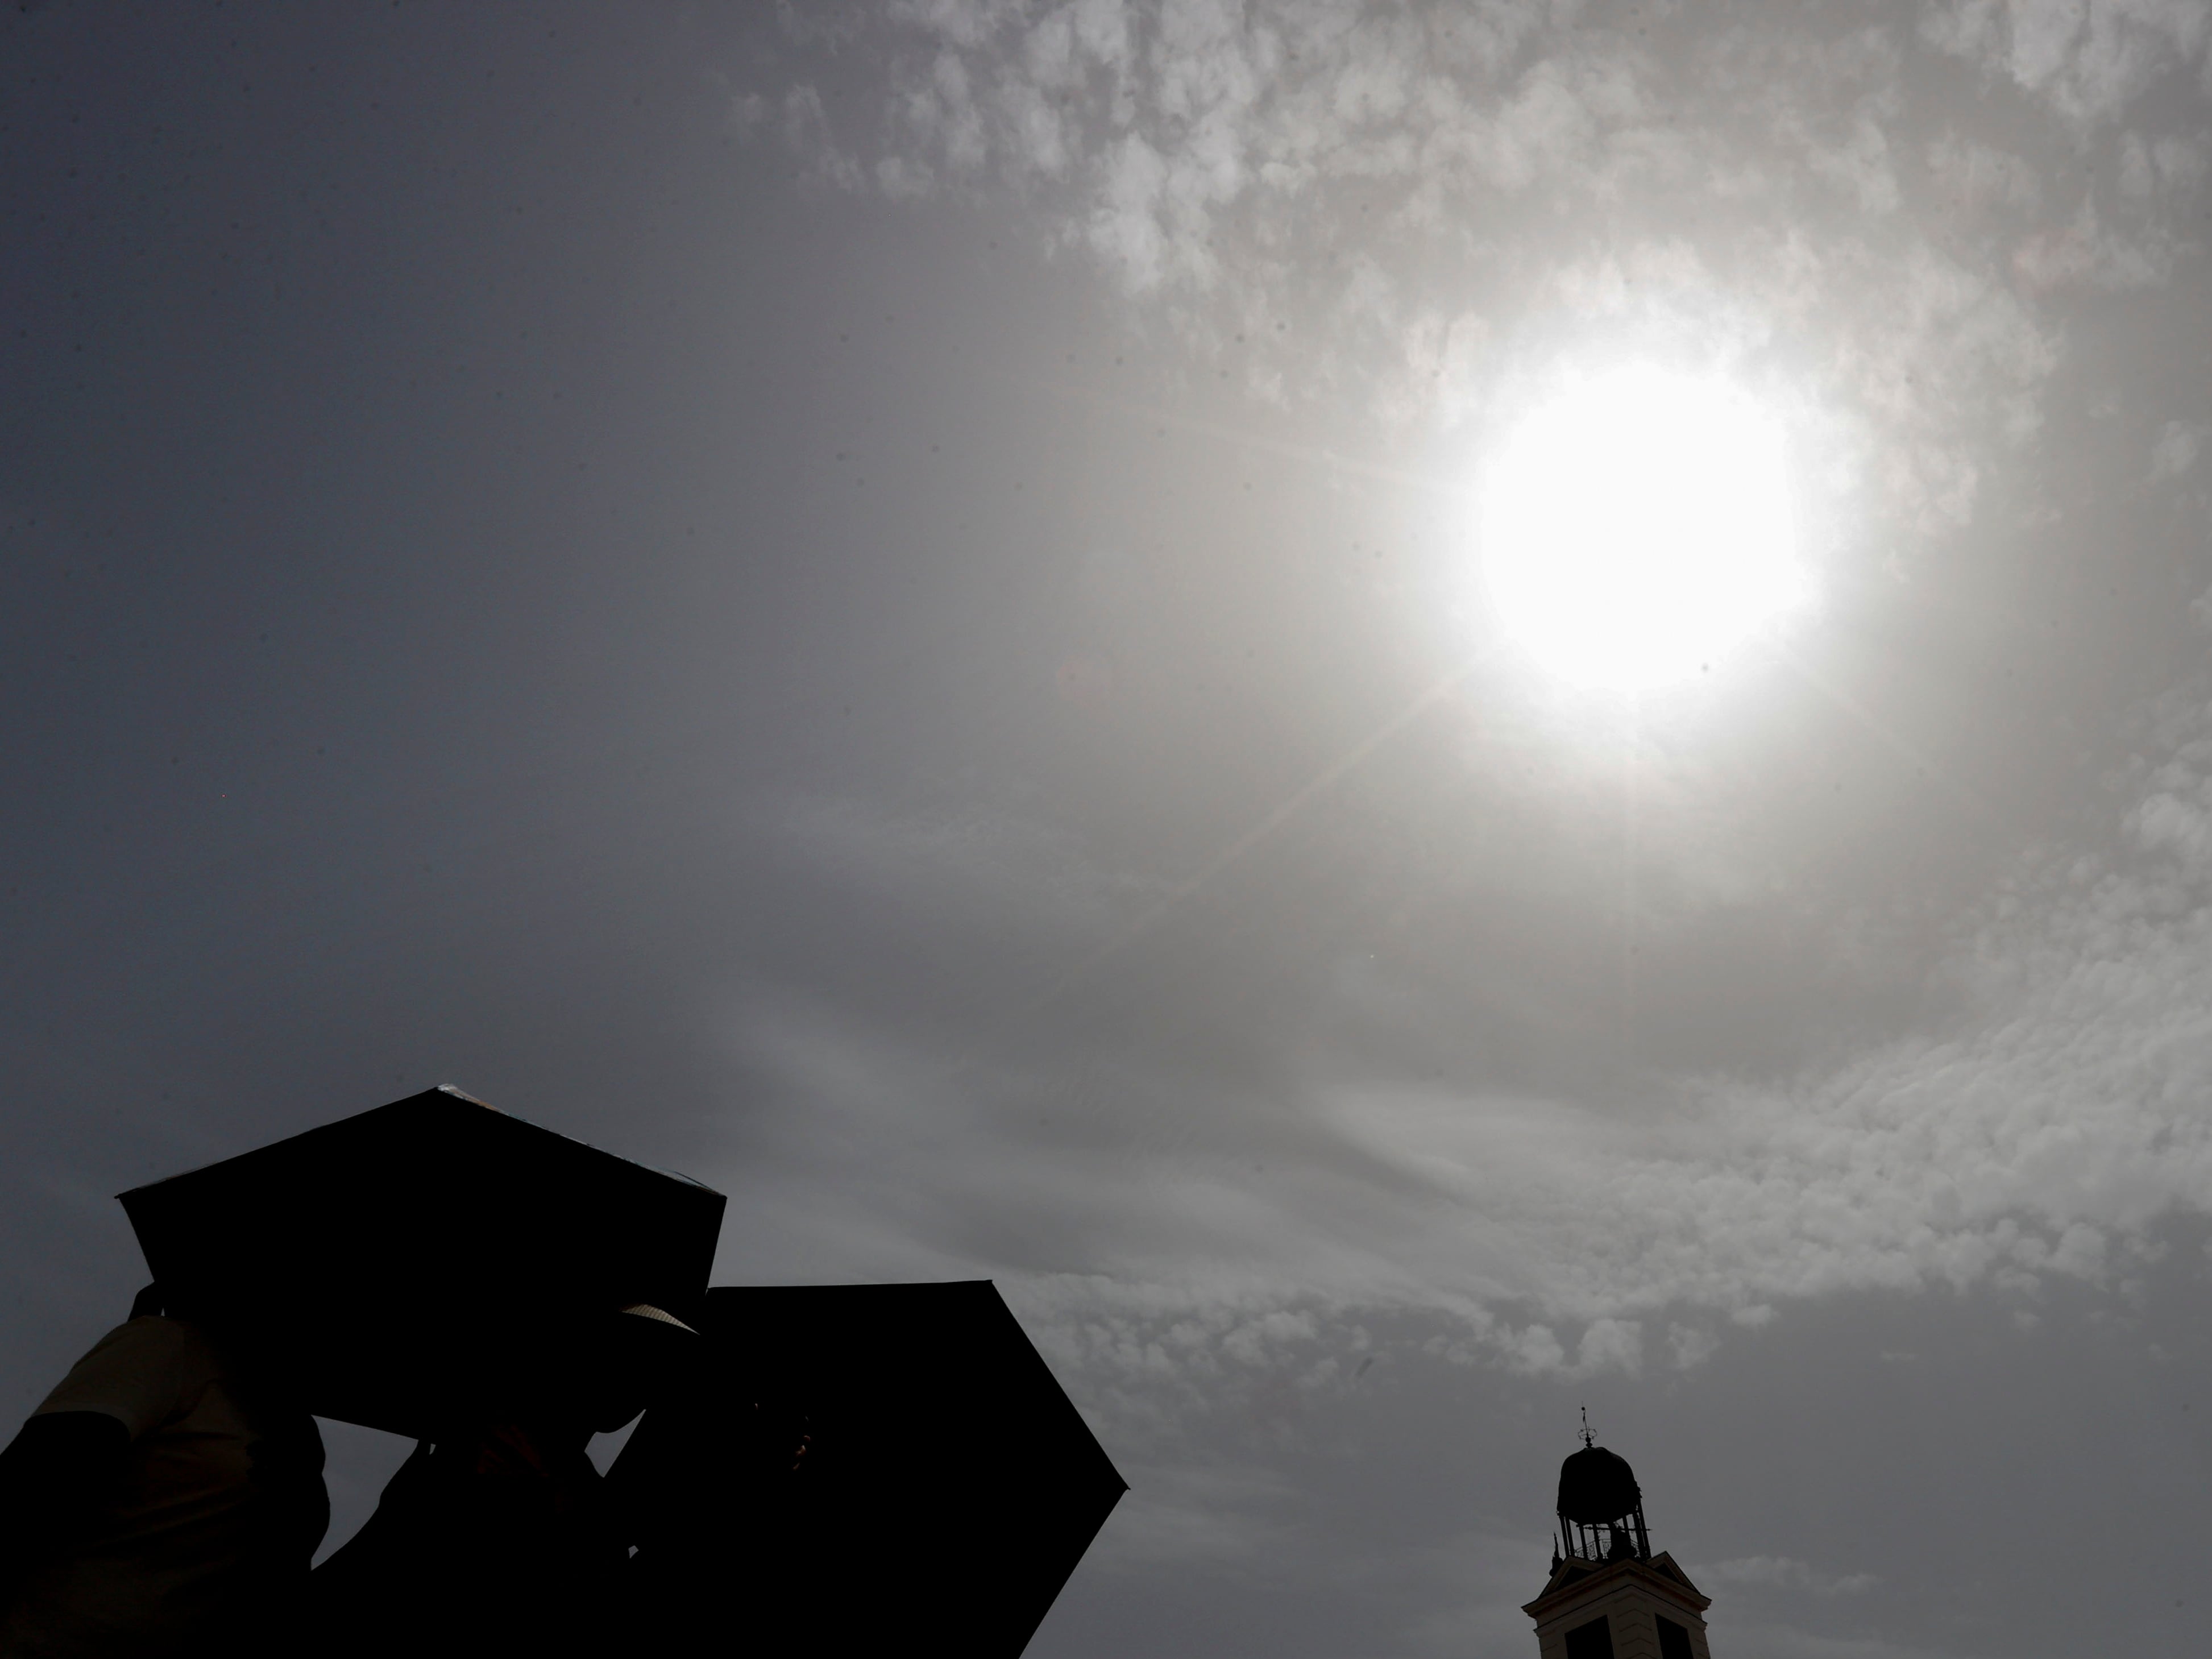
[1522,1427,1712,1659]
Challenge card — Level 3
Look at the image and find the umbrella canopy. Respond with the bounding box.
[610,1281,1126,1658]
[118,1085,725,1437]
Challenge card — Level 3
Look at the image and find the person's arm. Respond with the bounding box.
[0,1313,193,1609]
[0,1411,131,1599]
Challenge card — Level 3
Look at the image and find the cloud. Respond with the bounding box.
[1697,1554,1881,1595]
[715,656,2212,1400]
[734,1,2212,540]
[1292,692,2212,1330]
[2012,196,2177,291]
[2151,416,2209,477]
[1920,0,2212,125]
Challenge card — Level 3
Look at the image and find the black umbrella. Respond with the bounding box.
[610,1281,1126,1658]
[118,1085,726,1437]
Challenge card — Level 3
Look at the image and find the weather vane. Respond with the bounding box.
[1579,1405,1594,1449]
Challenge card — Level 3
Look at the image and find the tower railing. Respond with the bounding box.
[1557,1505,1650,1564]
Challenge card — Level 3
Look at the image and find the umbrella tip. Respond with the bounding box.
[435,1083,497,1110]
[617,1303,699,1334]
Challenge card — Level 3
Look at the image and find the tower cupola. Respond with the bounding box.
[1554,1436,1650,1567]
[1522,1417,1712,1659]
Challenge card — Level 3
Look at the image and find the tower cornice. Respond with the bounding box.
[1522,1550,1712,1623]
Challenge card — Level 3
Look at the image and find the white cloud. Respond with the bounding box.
[774,84,865,189]
[734,2,2211,542]
[1922,0,2212,124]
[2012,196,2177,291]
[1696,1554,1881,1595]
[2150,417,2208,478]
[722,670,2212,1394]
[1666,1322,1720,1368]
[1928,131,2044,213]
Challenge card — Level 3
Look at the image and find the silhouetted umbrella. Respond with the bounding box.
[610,1281,1126,1658]
[117,1085,725,1437]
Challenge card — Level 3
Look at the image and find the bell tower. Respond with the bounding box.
[1522,1418,1713,1659]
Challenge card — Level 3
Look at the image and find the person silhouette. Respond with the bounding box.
[0,1285,329,1658]
[308,1301,694,1659]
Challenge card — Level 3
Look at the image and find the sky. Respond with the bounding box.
[7,1,2212,1653]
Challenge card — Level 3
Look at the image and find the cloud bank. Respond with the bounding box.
[748,0,2207,537]
[717,655,2212,1398]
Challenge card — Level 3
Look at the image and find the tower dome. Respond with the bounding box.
[1556,1444,1641,1527]
[1553,1430,1649,1565]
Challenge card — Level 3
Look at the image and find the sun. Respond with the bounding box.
[1478,364,1810,692]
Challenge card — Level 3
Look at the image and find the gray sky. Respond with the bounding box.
[7,2,2212,1653]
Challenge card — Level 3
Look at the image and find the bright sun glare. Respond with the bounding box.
[1479,364,1809,692]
